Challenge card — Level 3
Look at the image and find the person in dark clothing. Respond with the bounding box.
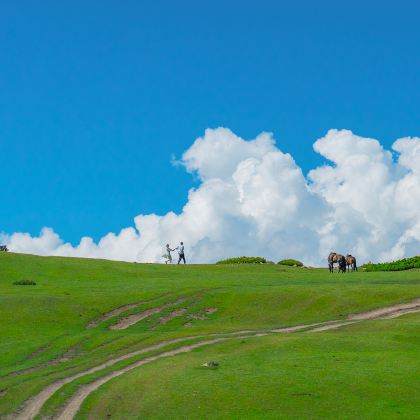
[177,242,186,264]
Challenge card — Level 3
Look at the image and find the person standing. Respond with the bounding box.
[163,244,175,264]
[177,242,186,264]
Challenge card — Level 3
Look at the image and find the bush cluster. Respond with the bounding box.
[13,279,37,285]
[362,256,420,272]
[216,256,267,264]
[277,259,304,267]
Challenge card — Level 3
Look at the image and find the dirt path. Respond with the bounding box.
[308,299,420,332]
[52,297,420,420]
[56,332,271,420]
[347,298,420,320]
[378,307,420,319]
[12,298,420,420]
[307,321,358,332]
[11,335,204,420]
[54,337,231,420]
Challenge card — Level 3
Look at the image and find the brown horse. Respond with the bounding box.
[328,252,337,272]
[328,252,346,273]
[346,254,357,271]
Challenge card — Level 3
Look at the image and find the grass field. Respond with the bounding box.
[0,252,419,419]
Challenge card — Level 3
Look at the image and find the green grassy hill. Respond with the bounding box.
[0,252,419,419]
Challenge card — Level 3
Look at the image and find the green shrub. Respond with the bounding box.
[13,279,37,285]
[362,256,420,272]
[216,256,267,264]
[277,259,304,267]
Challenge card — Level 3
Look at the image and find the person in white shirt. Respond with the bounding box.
[163,244,175,264]
[176,242,186,264]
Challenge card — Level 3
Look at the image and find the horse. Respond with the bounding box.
[328,252,346,273]
[0,245,8,252]
[337,255,347,273]
[346,254,357,271]
[328,252,337,272]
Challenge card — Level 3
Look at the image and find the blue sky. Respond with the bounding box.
[1,0,419,245]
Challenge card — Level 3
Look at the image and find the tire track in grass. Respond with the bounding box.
[4,293,179,379]
[108,297,188,330]
[11,335,206,420]
[10,327,320,420]
[307,298,420,332]
[378,307,420,319]
[55,337,232,420]
[347,298,420,320]
[87,294,172,329]
[12,298,420,420]
[53,298,420,420]
[2,295,175,378]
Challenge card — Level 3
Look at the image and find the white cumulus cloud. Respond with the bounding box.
[1,128,419,265]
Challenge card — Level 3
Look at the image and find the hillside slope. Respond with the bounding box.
[0,253,419,419]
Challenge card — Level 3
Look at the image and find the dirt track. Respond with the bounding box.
[86,294,171,329]
[109,297,187,330]
[12,298,420,420]
[348,298,420,320]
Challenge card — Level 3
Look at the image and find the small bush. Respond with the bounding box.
[362,256,420,272]
[13,279,37,286]
[277,259,304,267]
[216,256,267,264]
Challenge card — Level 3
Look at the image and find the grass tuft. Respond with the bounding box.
[13,279,37,285]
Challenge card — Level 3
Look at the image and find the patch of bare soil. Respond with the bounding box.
[86,294,171,329]
[109,297,187,330]
[187,307,218,321]
[154,308,187,328]
[109,307,163,330]
[205,307,218,314]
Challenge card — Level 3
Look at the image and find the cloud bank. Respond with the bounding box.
[2,128,419,265]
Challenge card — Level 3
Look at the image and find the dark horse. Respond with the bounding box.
[328,252,346,273]
[346,254,357,271]
[0,245,8,252]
